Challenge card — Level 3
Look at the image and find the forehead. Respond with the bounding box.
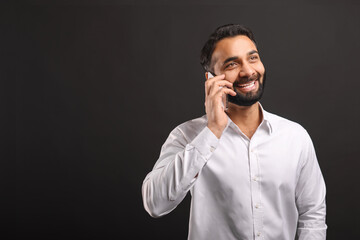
[211,35,258,63]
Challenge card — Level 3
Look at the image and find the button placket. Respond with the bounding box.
[249,142,263,240]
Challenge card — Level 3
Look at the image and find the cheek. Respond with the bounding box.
[224,71,239,83]
[257,62,265,75]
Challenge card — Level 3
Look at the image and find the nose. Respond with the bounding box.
[239,62,256,78]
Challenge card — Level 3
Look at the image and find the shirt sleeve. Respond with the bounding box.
[295,132,327,239]
[142,125,219,218]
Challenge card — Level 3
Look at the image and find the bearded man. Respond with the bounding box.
[142,24,327,240]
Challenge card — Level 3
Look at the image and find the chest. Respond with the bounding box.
[197,131,302,195]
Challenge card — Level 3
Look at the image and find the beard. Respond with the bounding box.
[227,72,266,107]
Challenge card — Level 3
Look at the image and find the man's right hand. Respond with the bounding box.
[205,73,236,139]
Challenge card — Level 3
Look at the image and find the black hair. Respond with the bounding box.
[200,24,257,73]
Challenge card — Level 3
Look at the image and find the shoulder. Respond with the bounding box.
[264,110,311,141]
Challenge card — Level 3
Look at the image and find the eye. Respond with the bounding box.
[225,62,237,69]
[249,55,259,62]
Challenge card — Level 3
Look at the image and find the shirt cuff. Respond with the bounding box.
[189,126,220,161]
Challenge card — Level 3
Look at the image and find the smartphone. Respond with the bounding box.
[207,72,228,111]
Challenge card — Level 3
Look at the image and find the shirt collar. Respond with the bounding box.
[225,102,274,135]
[259,102,273,135]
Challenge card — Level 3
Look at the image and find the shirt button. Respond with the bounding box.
[252,177,258,181]
[257,232,261,237]
[255,204,260,209]
[210,146,215,152]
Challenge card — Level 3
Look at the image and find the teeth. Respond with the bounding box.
[239,81,255,88]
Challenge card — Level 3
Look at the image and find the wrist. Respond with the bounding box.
[207,124,224,139]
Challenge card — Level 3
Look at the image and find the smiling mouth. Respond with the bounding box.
[237,80,256,89]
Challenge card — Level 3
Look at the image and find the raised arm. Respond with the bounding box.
[142,125,219,218]
[142,73,236,218]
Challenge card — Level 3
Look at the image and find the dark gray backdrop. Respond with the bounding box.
[9,0,360,239]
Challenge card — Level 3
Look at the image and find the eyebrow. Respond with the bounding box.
[222,50,259,65]
[248,50,259,55]
[223,56,238,65]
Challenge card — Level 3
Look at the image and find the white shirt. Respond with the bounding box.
[142,105,327,240]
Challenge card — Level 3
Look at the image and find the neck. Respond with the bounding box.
[226,102,263,138]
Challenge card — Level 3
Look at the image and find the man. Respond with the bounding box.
[142,24,327,240]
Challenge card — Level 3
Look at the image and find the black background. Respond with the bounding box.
[8,0,360,239]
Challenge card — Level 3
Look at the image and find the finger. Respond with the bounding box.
[209,82,235,98]
[211,80,233,90]
[205,74,225,95]
[223,88,237,96]
[206,88,236,109]
[207,81,233,98]
[205,76,226,95]
[212,87,237,98]
[205,74,225,87]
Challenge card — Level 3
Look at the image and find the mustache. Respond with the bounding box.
[234,73,260,86]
